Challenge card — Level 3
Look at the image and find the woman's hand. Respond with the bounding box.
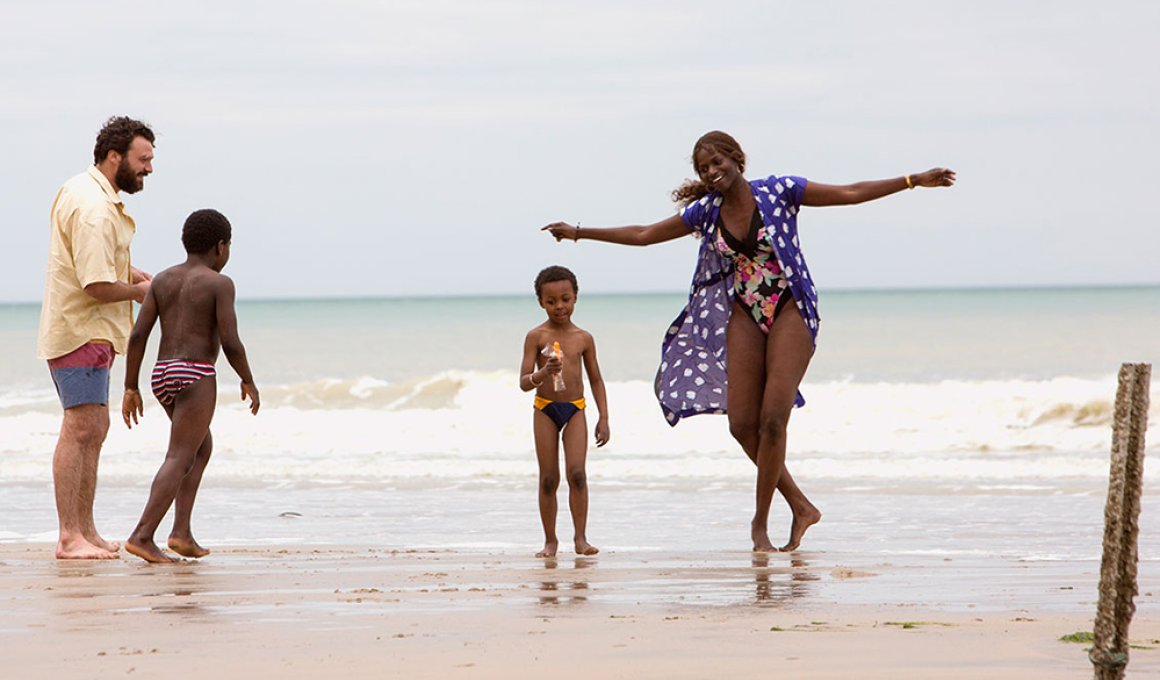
[541,222,579,242]
[914,168,957,188]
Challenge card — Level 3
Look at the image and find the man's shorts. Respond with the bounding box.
[48,342,116,409]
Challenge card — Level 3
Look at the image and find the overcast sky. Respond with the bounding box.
[3,0,1157,302]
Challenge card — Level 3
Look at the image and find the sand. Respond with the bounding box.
[2,544,1157,679]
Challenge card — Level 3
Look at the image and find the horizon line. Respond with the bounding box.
[2,281,1159,306]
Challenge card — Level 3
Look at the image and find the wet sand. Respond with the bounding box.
[2,544,1158,679]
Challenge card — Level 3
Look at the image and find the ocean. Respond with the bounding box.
[1,287,1158,566]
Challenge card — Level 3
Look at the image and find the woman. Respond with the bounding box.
[543,131,956,552]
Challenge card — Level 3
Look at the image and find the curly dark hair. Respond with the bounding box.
[92,116,155,165]
[182,209,232,254]
[534,265,578,299]
[670,130,747,206]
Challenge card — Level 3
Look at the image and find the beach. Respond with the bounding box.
[2,288,1159,677]
[4,544,1159,679]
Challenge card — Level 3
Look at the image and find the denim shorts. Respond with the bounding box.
[48,342,115,409]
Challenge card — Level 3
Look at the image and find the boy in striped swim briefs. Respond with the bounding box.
[121,209,260,563]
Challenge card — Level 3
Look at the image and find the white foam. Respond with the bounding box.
[1,371,1155,486]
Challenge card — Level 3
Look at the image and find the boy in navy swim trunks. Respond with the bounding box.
[121,209,260,563]
[519,266,609,557]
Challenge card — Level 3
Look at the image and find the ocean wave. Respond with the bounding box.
[261,373,471,410]
[1,372,1155,485]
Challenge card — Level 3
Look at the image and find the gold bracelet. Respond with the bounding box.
[905,174,915,190]
[528,373,543,388]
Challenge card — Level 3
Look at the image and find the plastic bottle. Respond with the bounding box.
[541,342,566,391]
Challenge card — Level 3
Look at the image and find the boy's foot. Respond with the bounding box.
[574,540,599,556]
[168,535,210,558]
[780,505,822,552]
[751,522,777,553]
[125,538,181,564]
[535,541,559,558]
[56,536,120,560]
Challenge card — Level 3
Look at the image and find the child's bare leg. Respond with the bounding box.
[126,378,216,564]
[168,430,213,558]
[533,411,561,558]
[561,412,597,555]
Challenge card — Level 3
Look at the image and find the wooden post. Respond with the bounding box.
[1091,363,1150,679]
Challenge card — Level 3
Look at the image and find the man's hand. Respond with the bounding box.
[130,266,153,284]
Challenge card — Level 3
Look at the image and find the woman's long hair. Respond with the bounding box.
[670,131,747,206]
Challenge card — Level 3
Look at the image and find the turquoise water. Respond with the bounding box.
[1,286,1157,563]
[4,285,1156,388]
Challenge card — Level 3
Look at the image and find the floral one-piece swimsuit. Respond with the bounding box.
[713,207,794,335]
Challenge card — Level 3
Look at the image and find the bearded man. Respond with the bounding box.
[38,116,156,559]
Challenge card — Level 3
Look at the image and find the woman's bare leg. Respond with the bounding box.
[726,304,819,551]
[750,304,814,552]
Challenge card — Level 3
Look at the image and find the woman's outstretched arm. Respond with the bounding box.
[541,213,690,247]
[802,167,956,207]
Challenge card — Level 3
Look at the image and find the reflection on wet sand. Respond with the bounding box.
[538,557,594,606]
[752,554,818,604]
[51,558,214,618]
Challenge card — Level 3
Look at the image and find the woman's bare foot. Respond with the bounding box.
[780,506,822,552]
[125,538,181,564]
[574,539,599,556]
[751,523,777,553]
[168,535,210,558]
[535,541,559,558]
[56,535,119,560]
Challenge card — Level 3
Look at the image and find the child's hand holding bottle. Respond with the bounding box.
[540,342,566,391]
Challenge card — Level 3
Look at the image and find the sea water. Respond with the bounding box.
[1,287,1157,563]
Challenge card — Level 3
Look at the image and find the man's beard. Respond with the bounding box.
[114,158,145,194]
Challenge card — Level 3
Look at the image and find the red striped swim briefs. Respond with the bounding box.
[150,359,217,406]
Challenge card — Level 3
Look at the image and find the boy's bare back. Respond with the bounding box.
[150,263,235,364]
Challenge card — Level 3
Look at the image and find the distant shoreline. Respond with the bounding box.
[1,282,1158,308]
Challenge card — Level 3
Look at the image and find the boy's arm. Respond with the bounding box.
[519,331,553,392]
[582,332,610,447]
[214,276,260,415]
[121,285,158,428]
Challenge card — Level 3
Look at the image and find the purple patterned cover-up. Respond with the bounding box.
[654,174,819,426]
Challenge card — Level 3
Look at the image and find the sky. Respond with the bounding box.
[3,0,1158,302]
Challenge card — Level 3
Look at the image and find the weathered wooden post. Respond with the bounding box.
[1091,363,1150,679]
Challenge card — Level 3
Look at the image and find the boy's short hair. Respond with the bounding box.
[182,209,232,254]
[534,265,578,298]
[92,116,155,164]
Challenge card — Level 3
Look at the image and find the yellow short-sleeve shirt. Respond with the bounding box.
[37,166,137,359]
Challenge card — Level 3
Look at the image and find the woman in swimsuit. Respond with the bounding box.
[543,131,955,552]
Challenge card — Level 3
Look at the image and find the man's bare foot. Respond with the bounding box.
[780,506,822,552]
[752,523,777,553]
[125,538,181,564]
[56,537,119,560]
[535,541,559,558]
[168,536,210,558]
[574,539,599,556]
[88,534,121,553]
